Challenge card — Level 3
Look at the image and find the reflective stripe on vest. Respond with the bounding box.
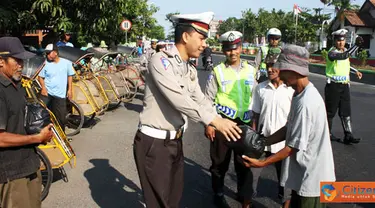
[325,47,351,83]
[214,62,255,122]
[260,46,269,69]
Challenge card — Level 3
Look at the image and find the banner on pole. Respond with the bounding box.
[293,4,302,16]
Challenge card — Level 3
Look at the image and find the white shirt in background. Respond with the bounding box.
[251,80,294,153]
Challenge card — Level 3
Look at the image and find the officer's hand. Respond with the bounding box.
[36,124,54,145]
[241,155,265,168]
[211,117,242,142]
[205,125,216,141]
[356,71,363,80]
[355,36,364,47]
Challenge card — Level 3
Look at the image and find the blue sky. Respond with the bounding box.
[149,0,366,34]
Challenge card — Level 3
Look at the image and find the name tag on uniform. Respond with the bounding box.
[221,80,232,85]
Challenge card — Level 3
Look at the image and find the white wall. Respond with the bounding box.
[344,26,375,57]
[356,27,373,35]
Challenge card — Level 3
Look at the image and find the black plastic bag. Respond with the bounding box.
[222,125,265,159]
[24,102,51,135]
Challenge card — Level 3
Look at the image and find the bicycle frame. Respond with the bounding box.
[21,61,76,169]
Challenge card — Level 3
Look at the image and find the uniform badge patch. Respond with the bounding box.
[160,57,170,70]
[208,74,214,81]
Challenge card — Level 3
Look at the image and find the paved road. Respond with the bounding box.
[43,54,375,208]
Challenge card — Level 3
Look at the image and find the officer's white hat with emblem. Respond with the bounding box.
[151,39,158,43]
[332,29,348,40]
[170,12,214,37]
[219,31,243,50]
[157,41,166,45]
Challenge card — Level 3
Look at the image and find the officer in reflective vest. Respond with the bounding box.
[205,31,259,208]
[324,29,363,144]
[255,28,282,83]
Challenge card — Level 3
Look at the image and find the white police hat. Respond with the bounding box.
[156,41,166,45]
[219,31,243,50]
[151,39,158,43]
[170,12,214,37]
[332,29,348,40]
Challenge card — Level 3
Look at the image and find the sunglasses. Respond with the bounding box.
[269,36,281,40]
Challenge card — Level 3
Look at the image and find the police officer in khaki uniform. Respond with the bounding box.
[146,39,158,59]
[133,12,242,208]
[205,31,260,208]
[140,39,158,68]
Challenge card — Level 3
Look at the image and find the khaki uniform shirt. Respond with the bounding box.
[140,48,156,66]
[139,46,216,130]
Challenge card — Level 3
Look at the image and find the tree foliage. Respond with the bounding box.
[165,12,180,40]
[0,0,164,46]
[218,7,331,45]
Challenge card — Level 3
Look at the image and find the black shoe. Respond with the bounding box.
[340,117,361,144]
[213,195,230,208]
[330,134,340,142]
[343,133,361,144]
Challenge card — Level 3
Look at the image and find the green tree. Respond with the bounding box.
[149,25,165,40]
[165,12,180,40]
[329,0,361,28]
[217,17,241,35]
[0,0,37,34]
[0,0,161,46]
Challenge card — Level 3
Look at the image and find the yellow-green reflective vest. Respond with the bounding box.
[325,47,351,83]
[214,62,256,123]
[260,46,269,69]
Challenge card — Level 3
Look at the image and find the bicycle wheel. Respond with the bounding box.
[121,78,138,103]
[66,99,84,136]
[37,148,53,201]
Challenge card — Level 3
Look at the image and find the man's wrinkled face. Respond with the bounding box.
[335,39,346,50]
[268,35,281,47]
[0,57,24,81]
[279,70,298,87]
[184,31,207,58]
[267,65,280,81]
[47,50,58,61]
[223,46,241,64]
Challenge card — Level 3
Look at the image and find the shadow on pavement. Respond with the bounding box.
[124,102,143,113]
[181,157,238,208]
[84,159,144,208]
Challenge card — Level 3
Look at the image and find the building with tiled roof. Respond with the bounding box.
[331,0,375,57]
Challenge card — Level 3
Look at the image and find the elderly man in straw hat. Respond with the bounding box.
[242,44,336,208]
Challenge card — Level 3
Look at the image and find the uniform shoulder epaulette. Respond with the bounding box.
[162,50,174,58]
